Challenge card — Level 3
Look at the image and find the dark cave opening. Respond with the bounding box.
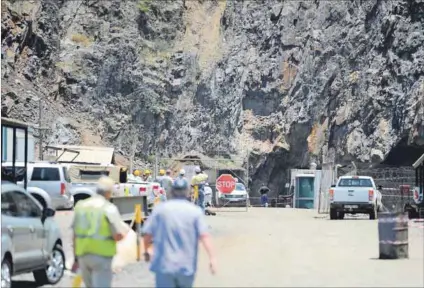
[381,137,424,166]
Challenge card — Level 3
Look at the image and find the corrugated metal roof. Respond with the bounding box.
[48,145,115,165]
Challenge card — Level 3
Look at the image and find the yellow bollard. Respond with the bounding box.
[124,186,130,196]
[135,204,142,261]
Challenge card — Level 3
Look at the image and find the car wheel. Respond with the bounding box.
[33,244,65,286]
[1,258,12,288]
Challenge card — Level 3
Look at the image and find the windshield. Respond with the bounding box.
[338,178,373,187]
[235,183,246,191]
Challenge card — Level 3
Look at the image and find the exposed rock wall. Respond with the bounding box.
[2,0,423,194]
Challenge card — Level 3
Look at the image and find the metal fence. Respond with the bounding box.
[355,167,415,212]
[248,195,293,208]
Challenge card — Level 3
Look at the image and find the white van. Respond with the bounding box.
[1,162,74,210]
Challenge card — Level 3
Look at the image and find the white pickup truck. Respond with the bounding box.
[329,176,383,220]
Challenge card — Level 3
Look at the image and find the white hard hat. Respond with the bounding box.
[179,169,185,175]
[205,183,209,186]
[194,166,201,173]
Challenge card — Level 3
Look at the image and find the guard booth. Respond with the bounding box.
[406,154,424,218]
[291,168,322,209]
[1,118,29,189]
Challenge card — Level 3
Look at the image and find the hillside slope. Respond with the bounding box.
[2,0,423,193]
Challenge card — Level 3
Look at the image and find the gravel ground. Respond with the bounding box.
[12,208,424,287]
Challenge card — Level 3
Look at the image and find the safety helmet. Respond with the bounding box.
[194,166,201,173]
[97,176,115,192]
[159,169,166,176]
[133,170,140,176]
[144,169,151,175]
[179,169,185,175]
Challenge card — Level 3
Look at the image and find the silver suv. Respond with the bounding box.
[2,162,74,210]
[1,181,65,287]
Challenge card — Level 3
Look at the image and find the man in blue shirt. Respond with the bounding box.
[142,177,217,288]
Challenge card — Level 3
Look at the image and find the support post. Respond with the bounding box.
[38,99,43,160]
[154,154,158,180]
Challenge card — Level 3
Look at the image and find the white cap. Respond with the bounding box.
[179,169,185,175]
[194,166,201,173]
[97,176,115,193]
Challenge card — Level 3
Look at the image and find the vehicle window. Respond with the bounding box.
[235,183,245,191]
[62,167,71,183]
[1,192,19,217]
[80,170,110,181]
[11,191,42,218]
[1,166,26,182]
[338,178,373,187]
[31,167,60,181]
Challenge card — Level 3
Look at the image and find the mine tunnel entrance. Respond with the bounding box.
[381,137,424,166]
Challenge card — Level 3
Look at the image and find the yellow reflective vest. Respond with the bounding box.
[191,173,208,200]
[74,196,116,257]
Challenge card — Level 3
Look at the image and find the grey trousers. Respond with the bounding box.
[79,254,113,288]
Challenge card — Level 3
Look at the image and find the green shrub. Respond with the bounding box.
[138,0,152,12]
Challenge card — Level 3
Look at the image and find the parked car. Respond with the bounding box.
[329,176,383,220]
[217,183,250,205]
[2,162,74,210]
[1,181,65,287]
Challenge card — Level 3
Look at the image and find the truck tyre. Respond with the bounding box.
[338,212,345,220]
[330,208,337,220]
[369,205,377,220]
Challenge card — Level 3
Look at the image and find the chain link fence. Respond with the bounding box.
[355,167,415,212]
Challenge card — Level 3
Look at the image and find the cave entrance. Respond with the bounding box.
[381,137,424,166]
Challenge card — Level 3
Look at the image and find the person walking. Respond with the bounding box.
[142,178,217,288]
[161,169,174,199]
[204,183,213,208]
[191,166,208,212]
[71,176,128,288]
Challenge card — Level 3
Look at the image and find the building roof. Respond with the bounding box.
[46,145,115,165]
[413,153,424,169]
[1,117,31,129]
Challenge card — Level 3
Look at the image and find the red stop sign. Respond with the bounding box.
[216,174,236,194]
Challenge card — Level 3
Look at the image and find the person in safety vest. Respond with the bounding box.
[191,166,208,213]
[142,178,216,288]
[159,169,174,200]
[71,176,128,288]
[155,169,166,183]
[143,169,153,182]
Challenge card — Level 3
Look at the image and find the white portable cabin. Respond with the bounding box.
[290,169,322,209]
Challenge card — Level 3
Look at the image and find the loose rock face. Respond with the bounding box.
[1,0,423,194]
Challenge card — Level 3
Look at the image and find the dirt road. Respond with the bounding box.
[12,208,423,287]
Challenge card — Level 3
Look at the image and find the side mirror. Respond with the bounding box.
[41,207,55,224]
[330,184,336,188]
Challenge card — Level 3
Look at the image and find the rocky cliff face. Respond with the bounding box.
[2,0,423,194]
